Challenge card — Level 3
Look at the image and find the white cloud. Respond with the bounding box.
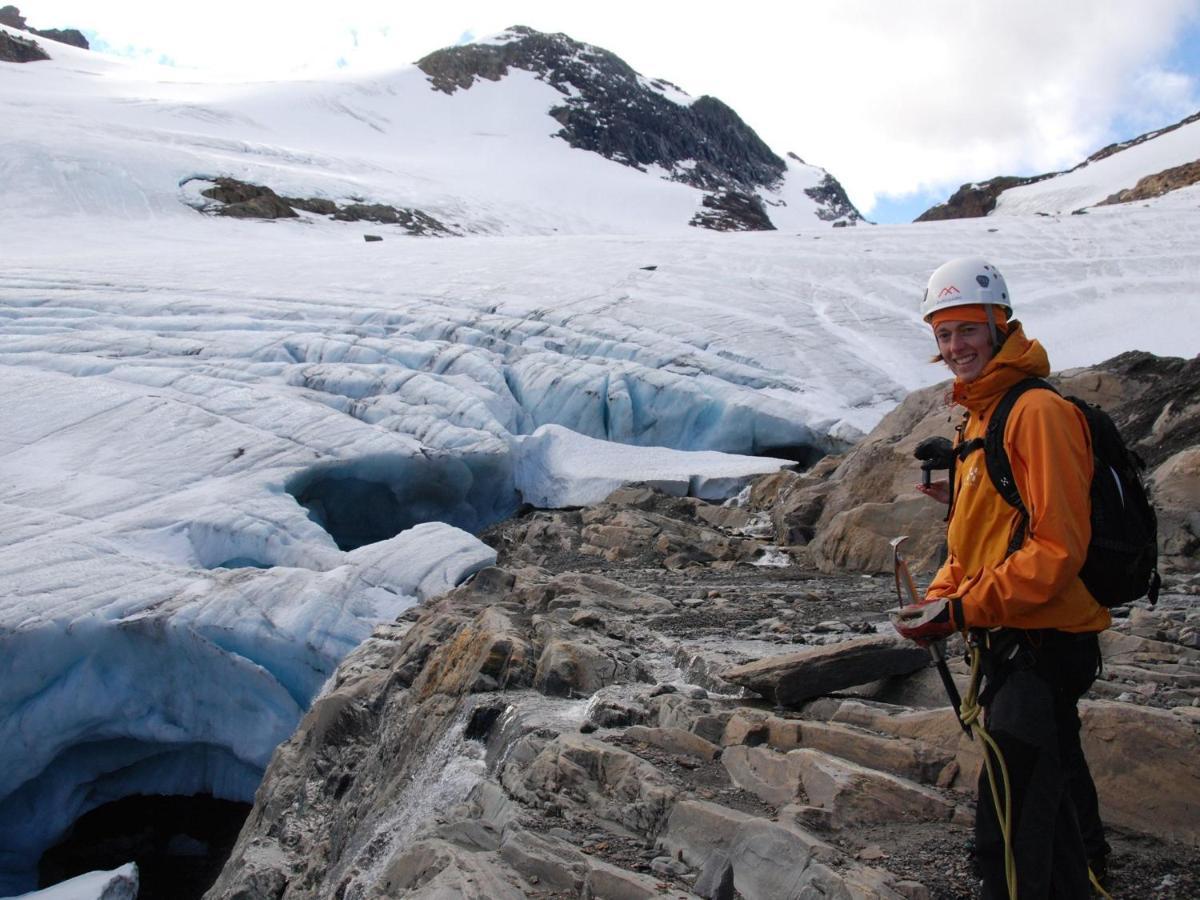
[21,0,1200,215]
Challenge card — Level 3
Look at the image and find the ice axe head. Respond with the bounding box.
[889,535,920,606]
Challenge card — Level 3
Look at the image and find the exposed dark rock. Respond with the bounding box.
[30,26,86,49]
[690,189,776,232]
[281,196,337,216]
[805,171,863,222]
[200,178,297,219]
[332,202,451,235]
[189,177,452,235]
[0,28,46,62]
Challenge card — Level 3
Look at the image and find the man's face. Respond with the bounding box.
[934,319,995,383]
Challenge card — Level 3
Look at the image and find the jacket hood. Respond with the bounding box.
[952,321,1051,412]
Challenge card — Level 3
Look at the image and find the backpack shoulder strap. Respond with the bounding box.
[984,378,1057,553]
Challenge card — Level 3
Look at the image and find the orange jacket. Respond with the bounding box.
[926,322,1110,633]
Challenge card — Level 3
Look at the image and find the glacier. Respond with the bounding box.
[3,20,1200,895]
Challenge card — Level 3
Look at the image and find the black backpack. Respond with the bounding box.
[977,377,1160,608]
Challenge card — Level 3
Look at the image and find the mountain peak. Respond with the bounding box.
[418,26,861,230]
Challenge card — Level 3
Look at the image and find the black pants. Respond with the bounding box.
[975,630,1106,899]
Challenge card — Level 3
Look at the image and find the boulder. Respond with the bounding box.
[721,744,804,807]
[1081,700,1200,844]
[623,725,722,761]
[722,635,930,707]
[784,748,958,827]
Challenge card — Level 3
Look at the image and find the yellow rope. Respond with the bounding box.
[960,645,1017,900]
[960,643,1112,899]
[1090,869,1114,899]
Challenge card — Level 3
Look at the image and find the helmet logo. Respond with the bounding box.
[976,275,990,288]
[937,285,960,299]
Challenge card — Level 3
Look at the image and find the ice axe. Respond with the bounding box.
[889,536,972,738]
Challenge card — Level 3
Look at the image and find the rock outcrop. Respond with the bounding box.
[206,369,1200,899]
[0,26,45,62]
[1098,158,1200,206]
[184,177,453,235]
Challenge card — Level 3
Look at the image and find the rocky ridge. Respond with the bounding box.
[206,352,1199,900]
[915,109,1200,221]
[417,26,862,232]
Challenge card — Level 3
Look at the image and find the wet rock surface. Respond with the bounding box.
[207,465,1200,899]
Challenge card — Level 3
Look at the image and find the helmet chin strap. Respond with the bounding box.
[985,304,1001,352]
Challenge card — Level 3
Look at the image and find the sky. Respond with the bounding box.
[14,0,1200,222]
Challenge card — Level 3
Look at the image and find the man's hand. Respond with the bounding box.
[890,599,959,645]
[915,479,951,504]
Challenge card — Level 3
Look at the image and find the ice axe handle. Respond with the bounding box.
[929,641,972,738]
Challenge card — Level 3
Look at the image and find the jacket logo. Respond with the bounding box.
[938,285,960,299]
[967,465,980,486]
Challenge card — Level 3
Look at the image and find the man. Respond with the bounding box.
[893,258,1109,898]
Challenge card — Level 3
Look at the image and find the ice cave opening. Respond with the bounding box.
[38,794,251,900]
[286,452,521,550]
[753,442,827,469]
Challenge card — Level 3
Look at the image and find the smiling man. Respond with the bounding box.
[894,258,1111,897]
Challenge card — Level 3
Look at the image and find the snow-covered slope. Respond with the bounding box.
[995,114,1200,215]
[2,21,1199,896]
[0,23,856,235]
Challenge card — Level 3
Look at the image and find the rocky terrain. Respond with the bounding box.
[202,350,1199,900]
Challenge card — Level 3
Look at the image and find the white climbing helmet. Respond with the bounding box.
[920,257,1012,322]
